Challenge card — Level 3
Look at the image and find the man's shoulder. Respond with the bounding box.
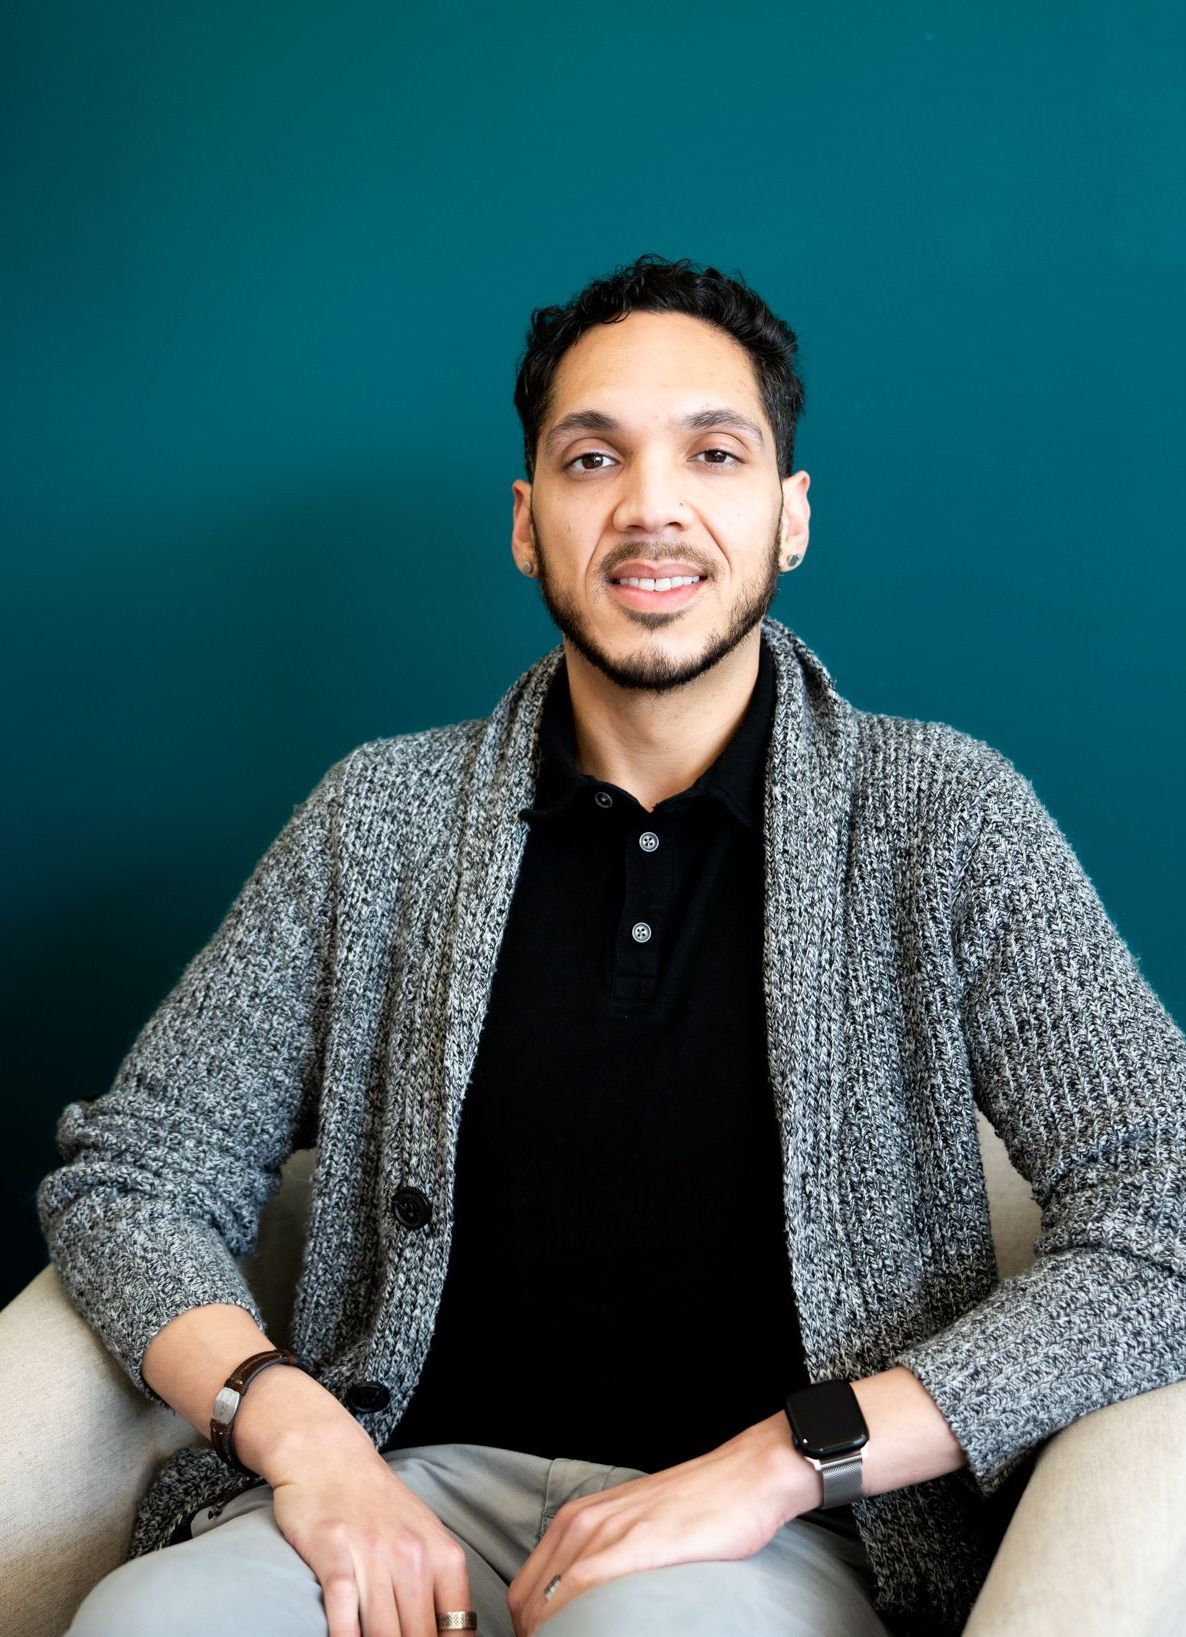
[341,716,489,775]
[854,702,1014,784]
[848,702,1024,847]
[322,716,491,813]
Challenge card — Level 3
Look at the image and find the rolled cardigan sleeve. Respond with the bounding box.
[891,754,1186,1496]
[36,755,345,1409]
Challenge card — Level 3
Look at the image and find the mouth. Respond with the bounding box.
[606,574,707,610]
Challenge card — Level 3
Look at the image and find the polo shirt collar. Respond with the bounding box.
[518,629,776,832]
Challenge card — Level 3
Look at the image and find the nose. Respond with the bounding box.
[611,449,693,535]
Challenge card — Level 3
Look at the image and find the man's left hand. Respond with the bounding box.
[505,1411,816,1635]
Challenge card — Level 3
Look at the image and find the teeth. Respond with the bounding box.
[614,575,703,590]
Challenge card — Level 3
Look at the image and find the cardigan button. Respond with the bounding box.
[345,1380,391,1413]
[392,1185,432,1230]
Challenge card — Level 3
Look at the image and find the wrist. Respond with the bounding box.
[749,1409,823,1523]
[230,1363,375,1483]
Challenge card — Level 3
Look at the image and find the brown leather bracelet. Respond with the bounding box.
[210,1347,306,1476]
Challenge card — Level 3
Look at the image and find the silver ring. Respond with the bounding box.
[544,1574,562,1601]
[435,1614,477,1631]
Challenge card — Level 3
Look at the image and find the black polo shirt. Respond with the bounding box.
[386,633,853,1529]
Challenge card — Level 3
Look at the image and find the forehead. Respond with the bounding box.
[548,310,764,420]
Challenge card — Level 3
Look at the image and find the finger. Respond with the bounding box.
[320,1551,362,1637]
[524,1517,651,1633]
[527,1545,624,1630]
[388,1533,429,1637]
[359,1539,400,1637]
[510,1505,594,1629]
[425,1540,477,1637]
[400,1579,471,1637]
[393,1574,436,1637]
[388,1536,469,1637]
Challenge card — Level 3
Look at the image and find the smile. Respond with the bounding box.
[607,576,707,609]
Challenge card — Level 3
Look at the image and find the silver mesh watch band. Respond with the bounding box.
[818,1450,865,1507]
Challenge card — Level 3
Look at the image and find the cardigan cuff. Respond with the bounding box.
[890,1245,1186,1497]
[49,1212,268,1412]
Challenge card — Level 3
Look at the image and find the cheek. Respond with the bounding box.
[712,493,766,537]
[707,520,761,574]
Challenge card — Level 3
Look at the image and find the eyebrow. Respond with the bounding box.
[542,406,767,459]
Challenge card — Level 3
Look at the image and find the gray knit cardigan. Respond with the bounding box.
[37,615,1186,1636]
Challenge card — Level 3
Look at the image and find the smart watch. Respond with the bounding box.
[783,1379,869,1507]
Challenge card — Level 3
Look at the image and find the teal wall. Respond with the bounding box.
[5,3,1183,1306]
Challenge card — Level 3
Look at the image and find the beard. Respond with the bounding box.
[528,522,782,695]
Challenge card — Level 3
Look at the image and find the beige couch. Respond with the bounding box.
[3,1124,1184,1637]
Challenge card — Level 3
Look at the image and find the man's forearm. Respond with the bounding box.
[753,1365,967,1518]
[848,1366,966,1497]
[140,1302,373,1482]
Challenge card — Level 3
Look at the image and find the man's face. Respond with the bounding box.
[511,310,810,693]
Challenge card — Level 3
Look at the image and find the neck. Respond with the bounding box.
[562,631,762,814]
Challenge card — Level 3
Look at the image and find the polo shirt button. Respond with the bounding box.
[631,921,652,943]
[392,1185,432,1229]
[639,831,659,852]
[345,1380,391,1413]
[594,790,614,809]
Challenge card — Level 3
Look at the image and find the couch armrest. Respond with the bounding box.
[1,1148,316,1637]
[0,1264,200,1637]
[962,1376,1186,1636]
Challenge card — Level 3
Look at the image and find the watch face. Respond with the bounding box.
[785,1380,870,1459]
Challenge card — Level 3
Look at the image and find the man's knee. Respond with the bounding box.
[538,1564,717,1636]
[66,1518,325,1637]
[531,1548,887,1637]
[67,1551,204,1637]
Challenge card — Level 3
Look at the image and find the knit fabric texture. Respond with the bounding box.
[37,614,1186,1636]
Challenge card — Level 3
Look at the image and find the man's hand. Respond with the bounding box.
[142,1310,479,1634]
[233,1365,477,1637]
[505,1412,815,1635]
[270,1439,476,1637]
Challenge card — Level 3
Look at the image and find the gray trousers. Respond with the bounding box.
[67,1441,891,1636]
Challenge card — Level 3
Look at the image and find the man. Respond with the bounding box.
[42,255,1186,1637]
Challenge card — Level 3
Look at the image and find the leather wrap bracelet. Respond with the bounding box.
[210,1347,307,1476]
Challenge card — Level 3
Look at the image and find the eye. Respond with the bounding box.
[695,448,742,465]
[565,451,618,472]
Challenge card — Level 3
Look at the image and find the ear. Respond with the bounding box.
[778,470,810,570]
[511,478,537,575]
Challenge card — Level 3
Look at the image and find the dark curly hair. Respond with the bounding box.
[512,253,806,484]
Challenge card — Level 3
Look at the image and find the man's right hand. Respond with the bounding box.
[141,1307,477,1637]
[269,1439,476,1637]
